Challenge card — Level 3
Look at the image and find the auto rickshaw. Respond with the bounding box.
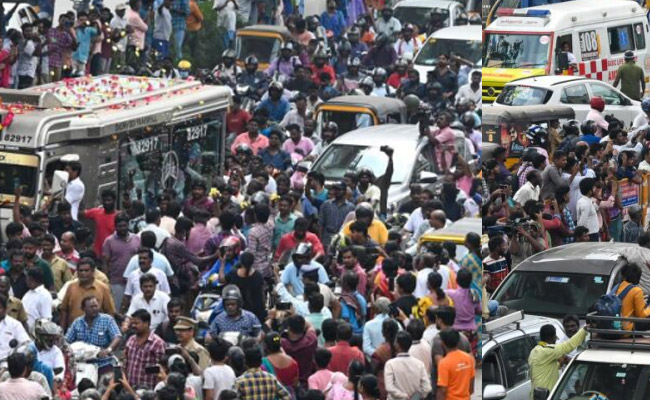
[235,25,293,70]
[482,105,575,168]
[314,96,408,136]
[418,217,484,258]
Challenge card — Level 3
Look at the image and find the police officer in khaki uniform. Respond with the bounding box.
[174,316,211,372]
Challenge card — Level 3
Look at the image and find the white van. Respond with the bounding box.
[482,0,650,102]
[413,24,481,80]
[393,0,467,30]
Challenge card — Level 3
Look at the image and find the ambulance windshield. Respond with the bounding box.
[483,33,550,69]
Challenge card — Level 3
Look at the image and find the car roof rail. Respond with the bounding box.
[586,312,650,352]
[483,310,525,340]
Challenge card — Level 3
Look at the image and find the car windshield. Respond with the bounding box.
[492,271,609,318]
[394,7,446,28]
[311,144,411,184]
[320,110,376,135]
[483,33,550,69]
[236,36,280,64]
[496,85,551,105]
[415,38,481,66]
[551,361,643,400]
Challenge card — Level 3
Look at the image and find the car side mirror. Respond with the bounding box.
[483,384,508,400]
[533,387,550,400]
[419,171,438,184]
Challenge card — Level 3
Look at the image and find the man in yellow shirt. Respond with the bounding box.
[615,263,650,331]
[528,324,587,398]
[340,205,388,246]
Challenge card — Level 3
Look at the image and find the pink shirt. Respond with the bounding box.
[585,109,609,137]
[126,9,148,49]
[230,132,270,155]
[308,369,333,391]
[187,223,212,255]
[282,137,315,161]
[430,126,456,171]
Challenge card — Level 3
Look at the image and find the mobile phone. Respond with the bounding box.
[145,365,161,374]
[276,302,292,311]
[165,347,182,356]
[113,366,122,381]
[389,304,400,318]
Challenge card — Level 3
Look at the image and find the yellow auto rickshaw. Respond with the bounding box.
[418,217,484,258]
[314,96,408,136]
[235,25,293,70]
[483,105,575,168]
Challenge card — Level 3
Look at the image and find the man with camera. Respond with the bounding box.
[509,220,546,269]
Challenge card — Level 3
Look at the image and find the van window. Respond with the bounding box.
[501,337,533,389]
[634,23,646,50]
[560,84,589,105]
[608,25,635,54]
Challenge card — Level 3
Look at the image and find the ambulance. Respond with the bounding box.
[482,0,650,102]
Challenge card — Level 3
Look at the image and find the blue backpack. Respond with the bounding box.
[593,283,636,337]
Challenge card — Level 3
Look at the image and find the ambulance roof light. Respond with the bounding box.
[496,8,551,17]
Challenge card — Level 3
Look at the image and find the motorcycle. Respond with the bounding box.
[69,342,118,387]
[235,84,258,115]
[191,288,223,345]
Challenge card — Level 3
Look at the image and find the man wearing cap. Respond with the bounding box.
[614,50,645,101]
[319,182,355,251]
[174,316,211,371]
[394,24,421,58]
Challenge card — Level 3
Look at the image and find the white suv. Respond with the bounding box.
[493,76,641,128]
[482,311,567,400]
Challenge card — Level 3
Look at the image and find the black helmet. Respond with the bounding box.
[375,33,388,47]
[222,284,243,306]
[526,125,548,147]
[235,143,253,156]
[338,41,351,52]
[357,167,375,181]
[222,49,236,59]
[461,111,476,128]
[323,121,339,133]
[562,119,580,136]
[580,120,597,135]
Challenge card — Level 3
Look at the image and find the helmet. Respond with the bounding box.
[338,41,351,52]
[461,111,476,127]
[372,67,387,79]
[281,41,294,51]
[355,202,374,220]
[178,60,192,70]
[34,319,62,349]
[348,27,360,37]
[526,125,548,146]
[642,97,650,113]
[323,121,339,133]
[359,76,374,88]
[245,55,259,66]
[427,82,443,92]
[348,57,361,67]
[235,143,253,156]
[590,96,605,112]
[222,284,243,306]
[403,94,421,114]
[222,49,236,59]
[269,80,284,91]
[450,120,464,130]
[580,120,597,135]
[469,14,482,25]
[402,23,414,32]
[357,167,375,180]
[562,119,580,136]
[455,12,468,25]
[375,33,388,47]
[395,58,408,68]
[314,48,329,59]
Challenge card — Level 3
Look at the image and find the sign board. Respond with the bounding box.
[620,179,640,208]
[579,30,600,61]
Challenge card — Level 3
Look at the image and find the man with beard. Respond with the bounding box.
[208,285,261,338]
[429,53,458,101]
[22,238,54,291]
[394,24,421,58]
[0,275,28,328]
[319,182,355,251]
[387,58,408,89]
[400,69,427,98]
[102,212,140,311]
[457,70,482,109]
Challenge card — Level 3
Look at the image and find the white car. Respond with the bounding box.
[483,311,567,400]
[493,76,641,127]
[393,0,467,31]
[412,25,481,80]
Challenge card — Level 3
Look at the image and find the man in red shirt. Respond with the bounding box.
[310,50,335,86]
[387,58,408,88]
[226,95,251,135]
[328,322,365,374]
[274,217,324,261]
[80,189,118,257]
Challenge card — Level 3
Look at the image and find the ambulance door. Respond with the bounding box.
[553,32,576,74]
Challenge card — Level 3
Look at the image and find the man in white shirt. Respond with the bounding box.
[375,7,402,40]
[123,275,170,331]
[64,161,85,221]
[123,232,174,278]
[393,24,421,57]
[0,296,31,361]
[576,178,600,242]
[22,268,52,331]
[138,211,171,249]
[513,170,541,206]
[456,70,482,109]
[123,249,170,304]
[34,320,66,379]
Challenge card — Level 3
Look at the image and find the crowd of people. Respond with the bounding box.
[0,0,484,400]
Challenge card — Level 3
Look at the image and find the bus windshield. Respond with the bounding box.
[483,33,550,69]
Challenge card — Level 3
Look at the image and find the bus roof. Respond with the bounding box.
[486,0,645,32]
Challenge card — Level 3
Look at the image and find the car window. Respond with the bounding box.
[589,84,623,105]
[634,23,646,50]
[608,25,635,54]
[501,337,534,389]
[482,352,504,387]
[552,361,644,400]
[497,85,550,106]
[560,84,589,105]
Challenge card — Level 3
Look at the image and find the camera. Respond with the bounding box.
[380,145,394,157]
[504,217,531,236]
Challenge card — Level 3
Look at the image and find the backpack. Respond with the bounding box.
[593,283,636,338]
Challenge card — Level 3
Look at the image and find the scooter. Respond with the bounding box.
[70,342,119,387]
[191,287,223,345]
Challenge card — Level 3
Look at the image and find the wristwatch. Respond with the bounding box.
[106,346,113,354]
